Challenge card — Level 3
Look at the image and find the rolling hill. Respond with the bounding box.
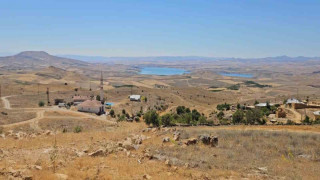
[0,51,88,70]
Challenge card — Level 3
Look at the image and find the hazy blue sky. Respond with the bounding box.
[1,0,320,57]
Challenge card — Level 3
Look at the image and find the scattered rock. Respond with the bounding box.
[173,131,180,141]
[55,173,68,180]
[210,136,218,147]
[143,174,152,179]
[183,138,198,146]
[44,130,53,136]
[88,149,105,157]
[33,165,42,170]
[257,167,268,174]
[198,134,211,145]
[165,159,171,166]
[163,137,170,143]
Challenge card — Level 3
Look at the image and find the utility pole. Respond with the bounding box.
[47,87,50,105]
[38,83,40,95]
[0,84,2,98]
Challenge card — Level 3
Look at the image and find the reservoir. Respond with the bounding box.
[140,67,187,75]
[219,72,253,78]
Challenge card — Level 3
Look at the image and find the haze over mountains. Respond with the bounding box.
[61,54,320,63]
[0,51,319,70]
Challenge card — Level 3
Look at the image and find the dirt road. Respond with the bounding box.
[1,96,12,109]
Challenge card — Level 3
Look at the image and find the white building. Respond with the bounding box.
[78,100,105,115]
[129,95,141,101]
[255,103,274,108]
[286,98,303,104]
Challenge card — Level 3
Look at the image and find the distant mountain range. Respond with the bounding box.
[0,51,88,70]
[0,51,319,70]
[60,54,320,63]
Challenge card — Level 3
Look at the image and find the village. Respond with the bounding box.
[45,71,320,128]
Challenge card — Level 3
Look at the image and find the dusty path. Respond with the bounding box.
[1,96,13,109]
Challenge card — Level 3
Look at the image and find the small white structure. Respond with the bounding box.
[255,103,274,108]
[78,100,105,115]
[129,95,141,101]
[286,98,303,104]
[58,103,66,108]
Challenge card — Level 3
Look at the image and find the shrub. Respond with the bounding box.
[109,109,115,117]
[303,116,311,125]
[286,120,295,125]
[118,115,126,122]
[134,116,140,122]
[160,113,174,126]
[38,101,45,107]
[122,109,126,115]
[246,109,262,125]
[96,95,101,101]
[232,110,244,124]
[217,103,230,111]
[144,110,160,127]
[62,128,68,133]
[217,111,225,120]
[73,126,82,133]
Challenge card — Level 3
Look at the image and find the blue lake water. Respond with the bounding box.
[219,72,253,78]
[140,67,187,75]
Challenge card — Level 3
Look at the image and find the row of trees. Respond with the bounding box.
[144,106,210,127]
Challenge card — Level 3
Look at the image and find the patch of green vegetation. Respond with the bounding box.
[73,126,83,133]
[244,81,271,88]
[210,89,223,92]
[113,84,136,88]
[209,85,218,88]
[143,106,209,127]
[14,80,32,85]
[227,84,240,90]
[217,103,231,111]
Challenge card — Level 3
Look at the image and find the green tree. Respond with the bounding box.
[232,110,244,124]
[217,111,225,120]
[246,109,262,125]
[96,95,101,101]
[143,110,160,127]
[73,126,82,133]
[303,115,311,124]
[122,109,126,115]
[191,109,201,121]
[176,106,186,115]
[109,109,115,117]
[160,113,173,127]
[38,101,45,107]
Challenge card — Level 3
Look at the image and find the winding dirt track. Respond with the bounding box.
[1,96,116,128]
[1,96,13,110]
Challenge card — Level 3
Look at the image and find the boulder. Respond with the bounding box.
[143,174,152,179]
[163,137,170,143]
[88,149,105,157]
[173,132,180,141]
[210,136,218,147]
[198,134,211,145]
[183,138,198,146]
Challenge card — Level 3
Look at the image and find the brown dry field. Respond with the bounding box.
[1,60,320,179]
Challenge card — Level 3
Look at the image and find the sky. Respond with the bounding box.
[1,0,320,58]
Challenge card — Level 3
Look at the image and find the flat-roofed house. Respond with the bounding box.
[286,98,305,109]
[78,100,105,115]
[314,111,320,121]
[129,95,141,101]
